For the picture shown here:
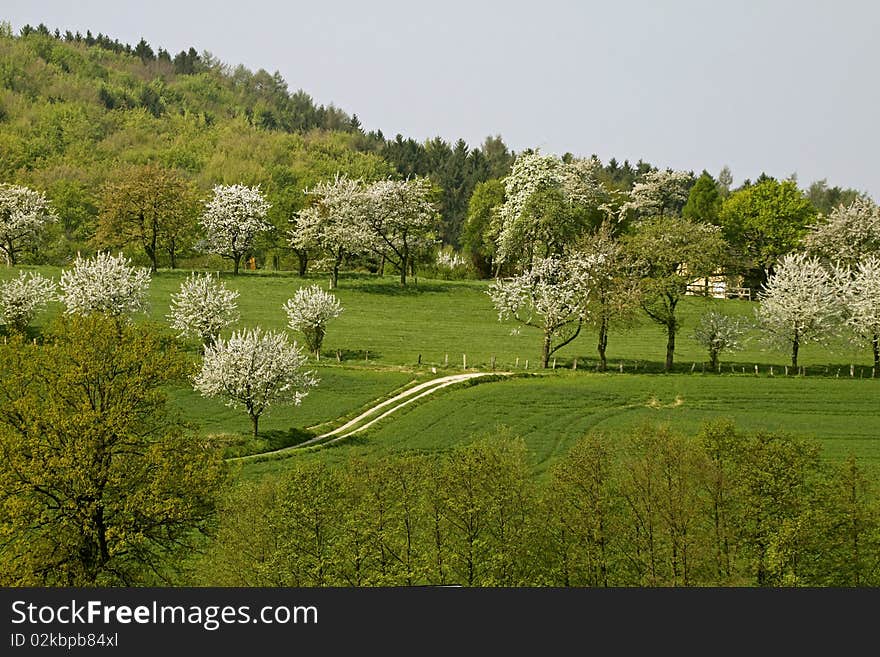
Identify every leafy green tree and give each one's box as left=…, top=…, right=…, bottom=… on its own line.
left=623, top=216, right=727, bottom=371
left=546, top=433, right=619, bottom=586
left=0, top=315, right=224, bottom=586
left=96, top=164, right=199, bottom=271
left=719, top=178, right=817, bottom=288
left=461, top=178, right=504, bottom=277
left=682, top=171, right=722, bottom=225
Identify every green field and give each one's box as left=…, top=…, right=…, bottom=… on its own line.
left=4, top=265, right=879, bottom=476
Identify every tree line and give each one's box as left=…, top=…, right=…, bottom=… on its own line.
left=197, top=426, right=880, bottom=587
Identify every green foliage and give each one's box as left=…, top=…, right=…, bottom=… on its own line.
left=719, top=178, right=818, bottom=287
left=197, top=423, right=880, bottom=586
left=682, top=170, right=722, bottom=225
left=0, top=315, right=225, bottom=585
left=461, top=178, right=504, bottom=277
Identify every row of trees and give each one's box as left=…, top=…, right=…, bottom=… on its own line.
left=481, top=152, right=880, bottom=371
left=198, top=426, right=880, bottom=587
left=0, top=252, right=342, bottom=439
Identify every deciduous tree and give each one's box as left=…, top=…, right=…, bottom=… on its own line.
left=755, top=252, right=842, bottom=369
left=0, top=315, right=224, bottom=585
left=193, top=326, right=318, bottom=438
left=0, top=183, right=58, bottom=265
left=200, top=184, right=273, bottom=275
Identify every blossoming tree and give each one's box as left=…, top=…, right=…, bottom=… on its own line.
left=0, top=271, right=56, bottom=333
left=167, top=272, right=240, bottom=347
left=193, top=327, right=318, bottom=438
left=839, top=256, right=880, bottom=368
left=755, top=252, right=843, bottom=368
left=283, top=285, right=343, bottom=356
left=290, top=175, right=371, bottom=289
left=58, top=252, right=151, bottom=317
left=0, top=183, right=58, bottom=265
left=199, top=184, right=273, bottom=275
left=804, top=197, right=880, bottom=266
left=488, top=253, right=600, bottom=368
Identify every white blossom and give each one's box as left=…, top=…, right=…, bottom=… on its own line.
left=619, top=169, right=693, bottom=220
left=290, top=175, right=372, bottom=288
left=58, top=252, right=151, bottom=317
left=755, top=252, right=843, bottom=367
left=360, top=177, right=438, bottom=285
left=496, top=151, right=607, bottom=265
left=839, top=256, right=880, bottom=366
left=691, top=310, right=747, bottom=370
left=0, top=271, right=56, bottom=333
left=193, top=326, right=318, bottom=437
left=803, top=197, right=880, bottom=265
left=0, top=184, right=58, bottom=265
left=487, top=253, right=601, bottom=367
left=167, top=272, right=240, bottom=346
left=283, top=285, right=343, bottom=354
left=199, top=184, right=273, bottom=274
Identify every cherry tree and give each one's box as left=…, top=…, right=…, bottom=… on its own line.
left=804, top=197, right=880, bottom=266
left=839, top=256, right=880, bottom=368
left=691, top=310, right=747, bottom=371
left=620, top=169, right=693, bottom=220
left=167, top=272, right=240, bottom=348
left=755, top=252, right=843, bottom=369
left=290, top=175, right=371, bottom=289
left=361, top=178, right=438, bottom=286
left=0, top=271, right=56, bottom=333
left=487, top=253, right=600, bottom=368
left=193, top=327, right=318, bottom=438
left=577, top=222, right=641, bottom=371
left=199, top=184, right=273, bottom=275
left=496, top=151, right=606, bottom=267
left=58, top=252, right=151, bottom=317
left=0, top=183, right=58, bottom=265
left=283, top=285, right=343, bottom=356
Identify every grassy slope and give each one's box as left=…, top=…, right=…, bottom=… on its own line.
left=4, top=266, right=878, bottom=474
left=239, top=371, right=880, bottom=479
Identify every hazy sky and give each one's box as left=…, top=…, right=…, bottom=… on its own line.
left=6, top=1, right=880, bottom=197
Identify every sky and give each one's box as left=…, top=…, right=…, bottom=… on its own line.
left=5, top=0, right=880, bottom=197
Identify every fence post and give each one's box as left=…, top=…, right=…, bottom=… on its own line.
left=850, top=364, right=855, bottom=378
left=769, top=366, right=774, bottom=377
left=462, top=353, right=467, bottom=369
left=491, top=355, right=496, bottom=371
left=445, top=353, right=448, bottom=367
left=525, top=359, right=529, bottom=370
left=572, top=358, right=578, bottom=371
left=552, top=358, right=556, bottom=369
left=515, top=357, right=519, bottom=368
left=365, top=350, right=369, bottom=362
left=619, top=362, right=624, bottom=373
left=336, top=350, right=342, bottom=362
left=755, top=364, right=758, bottom=376
left=418, top=354, right=421, bottom=365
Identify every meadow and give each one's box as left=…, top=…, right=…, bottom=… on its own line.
left=4, top=265, right=879, bottom=477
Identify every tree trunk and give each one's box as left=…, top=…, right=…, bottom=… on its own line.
left=168, top=240, right=177, bottom=269
left=791, top=331, right=799, bottom=369
left=665, top=321, right=676, bottom=372
left=873, top=332, right=879, bottom=370
left=250, top=412, right=259, bottom=439
left=400, top=255, right=407, bottom=286
left=597, top=316, right=609, bottom=372
left=331, top=258, right=340, bottom=289
left=709, top=349, right=718, bottom=372
left=233, top=254, right=241, bottom=276
left=541, top=330, right=552, bottom=369
left=296, top=249, right=308, bottom=276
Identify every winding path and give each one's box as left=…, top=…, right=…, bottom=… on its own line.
left=231, top=371, right=509, bottom=461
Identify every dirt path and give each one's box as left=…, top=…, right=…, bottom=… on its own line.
left=230, top=371, right=508, bottom=461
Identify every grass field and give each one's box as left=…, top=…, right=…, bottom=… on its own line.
left=4, top=265, right=879, bottom=476
left=238, top=370, right=880, bottom=479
